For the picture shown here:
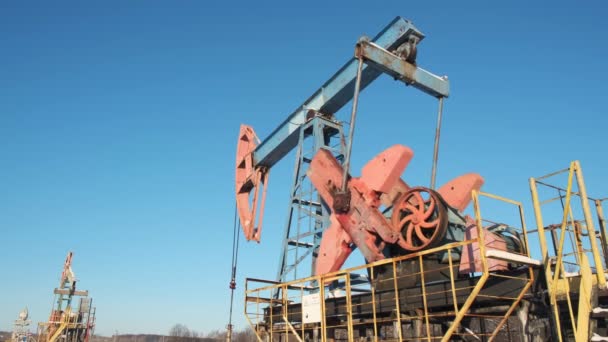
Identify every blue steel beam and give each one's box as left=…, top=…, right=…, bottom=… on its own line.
left=253, top=16, right=433, bottom=168
left=357, top=40, right=450, bottom=98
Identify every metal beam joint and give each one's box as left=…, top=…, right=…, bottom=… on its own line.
left=252, top=17, right=430, bottom=168
left=356, top=39, right=450, bottom=98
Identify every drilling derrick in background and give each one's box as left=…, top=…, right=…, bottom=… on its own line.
left=37, top=252, right=96, bottom=342
left=11, top=308, right=32, bottom=342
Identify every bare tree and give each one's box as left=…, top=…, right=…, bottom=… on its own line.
left=169, top=324, right=191, bottom=342
left=204, top=330, right=226, bottom=341
left=232, top=327, right=256, bottom=342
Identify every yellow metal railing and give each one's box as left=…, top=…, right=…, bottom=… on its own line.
left=529, top=160, right=607, bottom=342
left=37, top=307, right=89, bottom=342
left=245, top=191, right=534, bottom=341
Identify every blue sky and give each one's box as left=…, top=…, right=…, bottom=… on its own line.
left=1, top=0, right=607, bottom=337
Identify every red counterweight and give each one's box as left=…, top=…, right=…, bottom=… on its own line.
left=307, top=144, right=485, bottom=276
left=308, top=145, right=413, bottom=275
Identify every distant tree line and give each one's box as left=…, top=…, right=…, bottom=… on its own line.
left=85, top=324, right=255, bottom=342
left=168, top=324, right=256, bottom=342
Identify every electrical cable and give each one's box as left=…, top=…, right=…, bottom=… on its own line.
left=227, top=204, right=241, bottom=340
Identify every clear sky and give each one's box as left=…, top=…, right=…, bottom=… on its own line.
left=1, top=0, right=607, bottom=337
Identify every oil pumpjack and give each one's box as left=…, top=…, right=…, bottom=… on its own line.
left=233, top=16, right=608, bottom=341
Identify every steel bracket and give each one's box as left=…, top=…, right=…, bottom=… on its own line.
left=356, top=39, right=450, bottom=98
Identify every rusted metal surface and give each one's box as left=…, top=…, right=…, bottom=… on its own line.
left=430, top=97, right=444, bottom=190
left=355, top=39, right=449, bottom=98
left=268, top=268, right=535, bottom=322
left=359, top=143, right=414, bottom=194
left=246, top=188, right=539, bottom=341
left=529, top=161, right=608, bottom=341
left=316, top=216, right=353, bottom=276
left=391, top=187, right=448, bottom=252
left=235, top=124, right=268, bottom=241
left=307, top=144, right=491, bottom=276
left=436, top=173, right=484, bottom=212
left=308, top=146, right=407, bottom=274
left=459, top=216, right=510, bottom=274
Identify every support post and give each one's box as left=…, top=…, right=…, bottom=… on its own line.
left=574, top=160, right=607, bottom=287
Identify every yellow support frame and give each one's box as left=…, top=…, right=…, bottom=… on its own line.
left=595, top=199, right=608, bottom=263
left=245, top=190, right=535, bottom=342
left=529, top=160, right=606, bottom=342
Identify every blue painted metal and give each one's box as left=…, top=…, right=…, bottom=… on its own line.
left=253, top=17, right=431, bottom=168
left=275, top=116, right=345, bottom=284
left=357, top=40, right=450, bottom=98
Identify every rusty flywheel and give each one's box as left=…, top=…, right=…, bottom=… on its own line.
left=391, top=187, right=448, bottom=252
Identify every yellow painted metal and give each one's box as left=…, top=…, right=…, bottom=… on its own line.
left=245, top=189, right=536, bottom=341
left=518, top=206, right=531, bottom=258
left=345, top=274, right=354, bottom=342
left=563, top=270, right=578, bottom=338
left=418, top=255, right=432, bottom=341
left=47, top=308, right=71, bottom=342
left=391, top=259, right=403, bottom=342
left=447, top=249, right=459, bottom=314
left=537, top=167, right=570, bottom=180
left=489, top=278, right=535, bottom=340
left=574, top=160, right=607, bottom=287
left=48, top=322, right=67, bottom=342
left=550, top=163, right=577, bottom=335
left=488, top=272, right=533, bottom=341
left=282, top=285, right=303, bottom=342
left=269, top=288, right=273, bottom=342
left=530, top=171, right=564, bottom=341
left=247, top=239, right=475, bottom=296
left=478, top=191, right=521, bottom=206
left=548, top=163, right=578, bottom=338
left=370, top=266, right=378, bottom=341
left=529, top=178, right=550, bottom=268
left=300, top=286, right=304, bottom=340
left=528, top=160, right=607, bottom=342
left=550, top=162, right=574, bottom=299
left=441, top=190, right=490, bottom=342
left=319, top=278, right=326, bottom=342
left=473, top=190, right=489, bottom=277
left=554, top=271, right=605, bottom=296
left=282, top=286, right=287, bottom=341
left=569, top=208, right=582, bottom=265
left=488, top=199, right=535, bottom=341
left=576, top=253, right=592, bottom=342
left=259, top=292, right=267, bottom=341
left=595, top=199, right=608, bottom=264
left=39, top=306, right=95, bottom=342
left=573, top=219, right=584, bottom=266
left=243, top=281, right=263, bottom=342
